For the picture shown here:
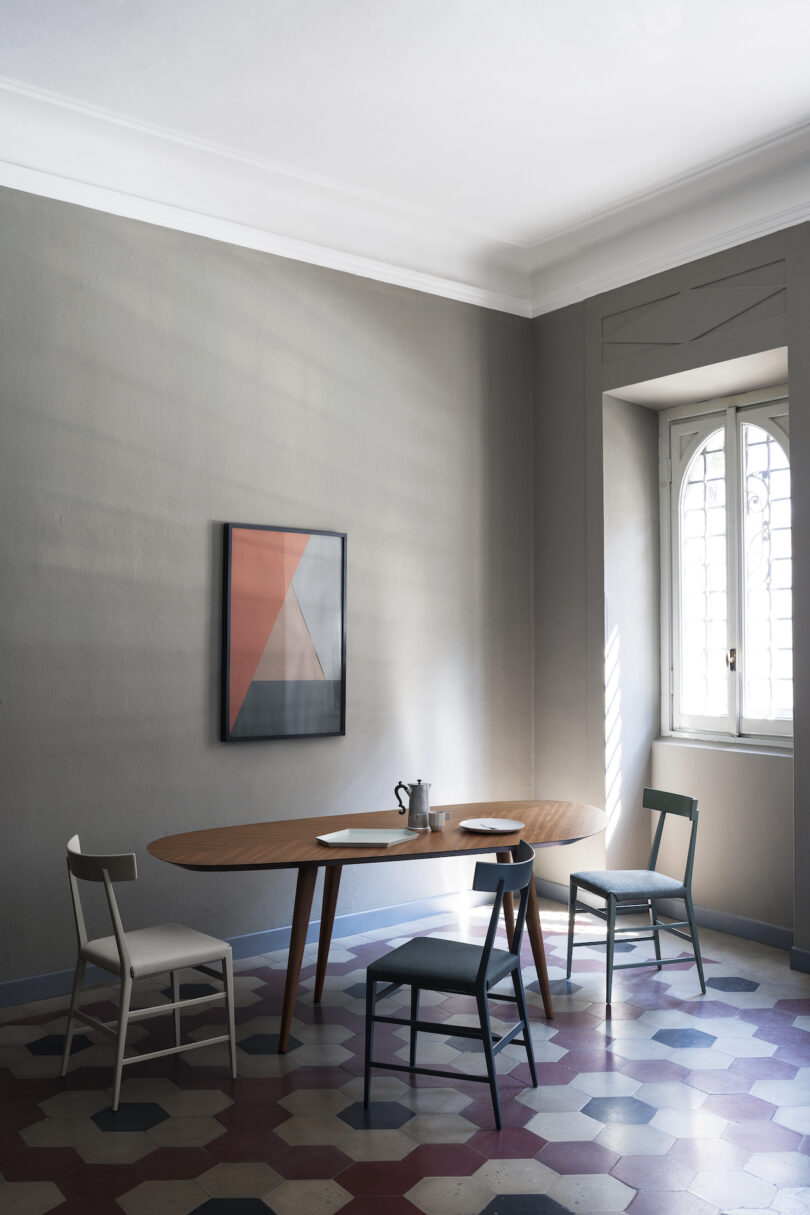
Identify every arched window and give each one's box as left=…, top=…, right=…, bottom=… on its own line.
left=663, top=393, right=791, bottom=740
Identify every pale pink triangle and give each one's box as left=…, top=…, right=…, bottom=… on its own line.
left=253, top=586, right=326, bottom=682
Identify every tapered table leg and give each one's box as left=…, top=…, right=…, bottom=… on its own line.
left=527, top=877, right=554, bottom=1019
left=314, top=864, right=342, bottom=1003
left=496, top=851, right=516, bottom=946
left=279, top=863, right=318, bottom=1052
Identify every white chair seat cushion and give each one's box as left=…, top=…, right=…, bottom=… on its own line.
left=572, top=869, right=687, bottom=901
left=81, top=923, right=230, bottom=978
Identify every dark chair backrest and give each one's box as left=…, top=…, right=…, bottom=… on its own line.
left=643, top=788, right=699, bottom=889
left=472, top=840, right=536, bottom=984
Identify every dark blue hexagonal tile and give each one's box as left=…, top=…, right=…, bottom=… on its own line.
left=191, top=1201, right=276, bottom=1214
left=481, top=1196, right=574, bottom=1215
left=589, top=942, right=638, bottom=954
left=339, top=1100, right=412, bottom=1129
left=92, top=1102, right=170, bottom=1132
left=445, top=1034, right=485, bottom=1053
left=27, top=1033, right=92, bottom=1057
left=581, top=1095, right=657, bottom=1125
left=527, top=978, right=581, bottom=995
left=652, top=1027, right=716, bottom=1049
left=240, top=1032, right=302, bottom=1054
left=707, top=976, right=760, bottom=992
left=344, top=982, right=368, bottom=1000
left=161, top=983, right=218, bottom=1001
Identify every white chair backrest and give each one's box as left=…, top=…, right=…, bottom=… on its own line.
left=66, top=835, right=137, bottom=968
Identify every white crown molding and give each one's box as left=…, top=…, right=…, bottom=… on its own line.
left=0, top=76, right=808, bottom=320
left=0, top=161, right=533, bottom=317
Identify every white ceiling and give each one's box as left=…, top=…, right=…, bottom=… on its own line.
left=1, top=0, right=809, bottom=314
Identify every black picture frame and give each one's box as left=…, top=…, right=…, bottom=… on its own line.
left=221, top=523, right=347, bottom=742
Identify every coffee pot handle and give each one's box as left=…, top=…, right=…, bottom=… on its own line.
left=394, top=781, right=409, bottom=814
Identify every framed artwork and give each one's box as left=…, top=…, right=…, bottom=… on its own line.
left=221, top=524, right=346, bottom=741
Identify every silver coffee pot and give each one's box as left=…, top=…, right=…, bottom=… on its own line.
left=395, top=779, right=431, bottom=831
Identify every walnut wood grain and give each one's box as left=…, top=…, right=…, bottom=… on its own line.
left=148, top=801, right=605, bottom=870
left=148, top=800, right=605, bottom=1049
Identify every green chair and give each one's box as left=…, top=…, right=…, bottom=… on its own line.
left=566, top=788, right=705, bottom=1003
left=364, top=840, right=537, bottom=1130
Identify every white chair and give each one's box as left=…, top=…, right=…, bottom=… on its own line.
left=61, top=835, right=237, bottom=1110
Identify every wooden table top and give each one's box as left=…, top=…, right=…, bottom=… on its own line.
left=148, top=800, right=606, bottom=871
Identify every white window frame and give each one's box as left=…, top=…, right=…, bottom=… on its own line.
left=660, top=384, right=792, bottom=745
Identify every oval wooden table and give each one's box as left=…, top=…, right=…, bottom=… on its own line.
left=149, top=800, right=606, bottom=1052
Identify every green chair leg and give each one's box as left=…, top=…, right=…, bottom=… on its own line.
left=606, top=895, right=617, bottom=1005
left=684, top=893, right=706, bottom=993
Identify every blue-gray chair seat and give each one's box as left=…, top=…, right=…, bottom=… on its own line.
left=572, top=870, right=687, bottom=901
left=368, top=937, right=518, bottom=994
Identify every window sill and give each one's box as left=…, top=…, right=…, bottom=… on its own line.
left=655, top=734, right=793, bottom=759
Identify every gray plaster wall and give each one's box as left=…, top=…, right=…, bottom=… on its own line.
left=532, top=225, right=810, bottom=956
left=0, top=187, right=534, bottom=985
left=603, top=395, right=659, bottom=871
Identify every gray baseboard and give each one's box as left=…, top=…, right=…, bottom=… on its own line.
left=790, top=946, right=810, bottom=973
left=535, top=878, right=794, bottom=952
left=0, top=888, right=487, bottom=1009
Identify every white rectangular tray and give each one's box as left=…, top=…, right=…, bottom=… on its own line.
left=316, top=828, right=419, bottom=848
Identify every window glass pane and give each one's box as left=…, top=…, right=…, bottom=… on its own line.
left=679, top=429, right=727, bottom=716
left=742, top=423, right=793, bottom=720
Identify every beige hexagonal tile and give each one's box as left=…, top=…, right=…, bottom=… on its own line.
left=524, top=1111, right=601, bottom=1142
left=279, top=1088, right=351, bottom=1116
left=147, top=1115, right=226, bottom=1148
left=549, top=1172, right=636, bottom=1212
left=0, top=1180, right=65, bottom=1215
left=399, top=1086, right=472, bottom=1115
left=406, top=1176, right=492, bottom=1215
left=226, top=1051, right=300, bottom=1079
left=295, top=1021, right=354, bottom=1045
left=21, top=1116, right=101, bottom=1150
left=286, top=1043, right=353, bottom=1068
left=38, top=1089, right=110, bottom=1119
left=275, top=1115, right=350, bottom=1146
left=473, top=1157, right=556, bottom=1194
left=340, top=1074, right=411, bottom=1103
left=197, top=1161, right=282, bottom=1197
left=117, top=1179, right=207, bottom=1215
left=264, top=1178, right=350, bottom=1215
left=400, top=1112, right=477, bottom=1144
left=75, top=1132, right=157, bottom=1165
left=337, top=1128, right=416, bottom=1160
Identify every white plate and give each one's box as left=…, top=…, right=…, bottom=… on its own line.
left=316, top=828, right=420, bottom=848
left=459, top=818, right=525, bottom=833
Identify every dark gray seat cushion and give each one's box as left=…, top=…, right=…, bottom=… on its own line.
left=572, top=869, right=687, bottom=901
left=368, top=937, right=518, bottom=993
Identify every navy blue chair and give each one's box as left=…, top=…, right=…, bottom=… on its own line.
left=566, top=788, right=705, bottom=1003
left=364, top=840, right=537, bottom=1129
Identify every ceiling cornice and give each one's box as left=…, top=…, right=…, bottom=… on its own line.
left=1, top=77, right=808, bottom=319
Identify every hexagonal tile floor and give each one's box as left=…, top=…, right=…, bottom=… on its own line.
left=1, top=901, right=809, bottom=1213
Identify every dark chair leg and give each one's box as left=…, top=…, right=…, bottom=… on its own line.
left=363, top=978, right=377, bottom=1108
left=512, top=966, right=537, bottom=1087
left=409, top=987, right=420, bottom=1069
left=61, top=958, right=85, bottom=1077
left=606, top=895, right=617, bottom=1005
left=477, top=991, right=502, bottom=1130
left=650, top=899, right=663, bottom=970
left=566, top=879, right=577, bottom=978
left=684, top=893, right=706, bottom=993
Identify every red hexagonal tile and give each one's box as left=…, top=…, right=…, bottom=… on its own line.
left=703, top=1092, right=776, bottom=1120
left=465, top=1126, right=545, bottom=1158
left=272, top=1145, right=352, bottom=1179
left=206, top=1126, right=286, bottom=1163
left=339, top=1160, right=422, bottom=1196
left=137, top=1147, right=216, bottom=1179
left=621, top=1059, right=689, bottom=1083
left=0, top=1145, right=83, bottom=1181
left=722, top=1119, right=801, bottom=1153
left=611, top=1154, right=695, bottom=1190
left=667, top=1137, right=749, bottom=1171
left=57, top=1162, right=142, bottom=1203
left=539, top=1140, right=619, bottom=1174
left=403, top=1143, right=484, bottom=1176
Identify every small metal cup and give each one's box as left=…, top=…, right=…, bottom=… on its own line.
left=428, top=810, right=449, bottom=832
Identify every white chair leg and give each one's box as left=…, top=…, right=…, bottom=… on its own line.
left=61, top=957, right=86, bottom=1078
left=112, top=972, right=132, bottom=1112
left=224, top=954, right=237, bottom=1079
left=171, top=970, right=181, bottom=1047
